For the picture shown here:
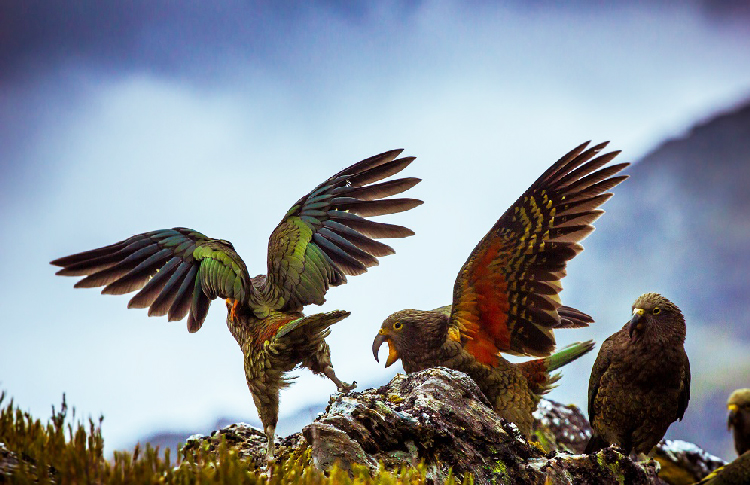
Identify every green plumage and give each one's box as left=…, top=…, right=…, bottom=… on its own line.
left=545, top=340, right=595, bottom=373
left=51, top=149, right=422, bottom=461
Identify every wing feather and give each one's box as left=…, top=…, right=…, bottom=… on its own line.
left=52, top=228, right=253, bottom=332
left=259, top=149, right=421, bottom=313
left=449, top=141, right=628, bottom=363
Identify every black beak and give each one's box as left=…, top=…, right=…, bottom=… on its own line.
left=628, top=310, right=644, bottom=340
left=372, top=333, right=386, bottom=363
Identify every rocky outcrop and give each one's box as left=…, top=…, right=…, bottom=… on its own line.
left=185, top=368, right=727, bottom=483
left=652, top=440, right=727, bottom=485
left=0, top=442, right=22, bottom=478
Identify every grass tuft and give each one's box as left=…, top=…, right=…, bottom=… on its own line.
left=0, top=390, right=470, bottom=484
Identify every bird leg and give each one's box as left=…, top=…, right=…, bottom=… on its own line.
left=248, top=379, right=280, bottom=464
left=264, top=423, right=276, bottom=464
left=304, top=343, right=357, bottom=392
left=323, top=365, right=357, bottom=392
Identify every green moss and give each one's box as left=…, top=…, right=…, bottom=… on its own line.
left=595, top=451, right=625, bottom=485
left=528, top=435, right=551, bottom=455
left=0, top=390, right=471, bottom=484
left=491, top=459, right=509, bottom=484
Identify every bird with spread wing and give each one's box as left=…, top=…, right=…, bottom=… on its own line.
left=372, top=141, right=628, bottom=437
left=52, top=149, right=422, bottom=461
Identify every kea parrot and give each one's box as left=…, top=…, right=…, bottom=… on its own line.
left=727, top=388, right=750, bottom=456
left=586, top=292, right=691, bottom=455
left=372, top=141, right=628, bottom=437
left=51, top=149, right=422, bottom=461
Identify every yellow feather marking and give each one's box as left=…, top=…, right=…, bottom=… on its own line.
left=448, top=327, right=462, bottom=342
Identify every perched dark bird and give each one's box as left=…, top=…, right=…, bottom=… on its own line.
left=727, top=388, right=750, bottom=456
left=51, top=149, right=422, bottom=461
left=372, top=141, right=628, bottom=437
left=586, top=293, right=691, bottom=455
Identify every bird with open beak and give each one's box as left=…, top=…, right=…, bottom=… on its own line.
left=372, top=141, right=630, bottom=437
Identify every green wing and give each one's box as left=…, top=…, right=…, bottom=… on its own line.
left=259, top=149, right=422, bottom=314
left=51, top=227, right=252, bottom=332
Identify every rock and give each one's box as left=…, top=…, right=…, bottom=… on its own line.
left=695, top=451, right=750, bottom=485
left=181, top=422, right=307, bottom=469
left=0, top=442, right=22, bottom=477
left=0, top=440, right=53, bottom=483
left=653, top=440, right=727, bottom=485
left=532, top=398, right=594, bottom=454
left=188, top=368, right=702, bottom=483
left=531, top=400, right=727, bottom=484
left=303, top=422, right=378, bottom=473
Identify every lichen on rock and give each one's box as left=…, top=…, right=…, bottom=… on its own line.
left=187, top=367, right=720, bottom=484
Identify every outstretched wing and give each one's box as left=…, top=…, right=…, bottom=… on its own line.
left=257, top=149, right=422, bottom=314
left=449, top=141, right=628, bottom=365
left=51, top=227, right=252, bottom=333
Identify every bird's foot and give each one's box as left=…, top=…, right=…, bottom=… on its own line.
left=338, top=380, right=357, bottom=393
left=264, top=425, right=276, bottom=465
left=322, top=365, right=356, bottom=393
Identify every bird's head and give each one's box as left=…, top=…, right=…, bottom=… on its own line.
left=372, top=309, right=447, bottom=368
left=627, top=292, right=685, bottom=343
left=727, top=388, right=750, bottom=432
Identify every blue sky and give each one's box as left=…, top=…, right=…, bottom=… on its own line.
left=1, top=1, right=749, bottom=457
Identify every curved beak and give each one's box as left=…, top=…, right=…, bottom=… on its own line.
left=628, top=309, right=645, bottom=341
left=728, top=403, right=738, bottom=430
left=372, top=329, right=399, bottom=368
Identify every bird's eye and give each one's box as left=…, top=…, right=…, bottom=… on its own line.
left=652, top=308, right=661, bottom=315
left=393, top=322, right=403, bottom=330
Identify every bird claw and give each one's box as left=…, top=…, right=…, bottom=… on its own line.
left=339, top=380, right=357, bottom=393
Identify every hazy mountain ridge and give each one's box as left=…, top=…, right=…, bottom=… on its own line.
left=578, top=99, right=750, bottom=460
left=591, top=99, right=750, bottom=335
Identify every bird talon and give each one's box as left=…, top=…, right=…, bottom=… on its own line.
left=339, top=380, right=357, bottom=393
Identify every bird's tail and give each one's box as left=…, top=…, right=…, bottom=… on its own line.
left=273, top=310, right=351, bottom=344
left=518, top=340, right=595, bottom=397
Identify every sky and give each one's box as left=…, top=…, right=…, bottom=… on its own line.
left=1, top=0, right=749, bottom=457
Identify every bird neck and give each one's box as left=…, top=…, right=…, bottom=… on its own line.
left=402, top=339, right=466, bottom=374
